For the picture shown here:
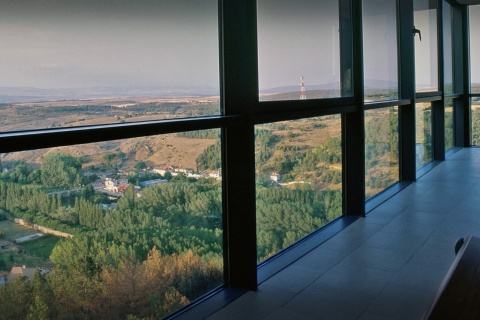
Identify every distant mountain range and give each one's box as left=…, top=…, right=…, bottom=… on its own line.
left=260, top=79, right=398, bottom=95
left=260, top=82, right=341, bottom=95
left=0, top=86, right=219, bottom=103
left=363, top=79, right=398, bottom=89
left=0, top=80, right=399, bottom=104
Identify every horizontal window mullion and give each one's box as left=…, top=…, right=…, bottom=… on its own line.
left=444, top=93, right=463, bottom=99
left=257, top=97, right=358, bottom=113
left=416, top=91, right=443, bottom=99
left=0, top=115, right=245, bottom=153
left=254, top=105, right=358, bottom=125
left=416, top=95, right=443, bottom=103
left=364, top=99, right=411, bottom=110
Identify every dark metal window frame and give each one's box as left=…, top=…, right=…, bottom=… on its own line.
left=0, top=0, right=472, bottom=319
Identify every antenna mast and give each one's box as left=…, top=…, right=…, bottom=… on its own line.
left=300, top=75, right=306, bottom=100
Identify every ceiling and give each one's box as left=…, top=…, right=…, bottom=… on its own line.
left=456, top=0, right=480, bottom=5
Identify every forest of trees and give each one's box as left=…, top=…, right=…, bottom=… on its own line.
left=254, top=120, right=343, bottom=260
left=0, top=112, right=406, bottom=318
left=471, top=100, right=480, bottom=146
left=256, top=188, right=342, bottom=259
left=365, top=108, right=399, bottom=199
left=445, top=104, right=455, bottom=151
left=0, top=147, right=226, bottom=319
left=196, top=141, right=221, bottom=171
left=0, top=124, right=347, bottom=317
left=416, top=105, right=433, bottom=169
left=0, top=176, right=224, bottom=318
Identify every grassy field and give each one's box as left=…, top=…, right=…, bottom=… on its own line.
left=0, top=220, right=59, bottom=271
left=22, top=235, right=60, bottom=259
left=0, top=220, right=38, bottom=241
left=0, top=249, right=54, bottom=271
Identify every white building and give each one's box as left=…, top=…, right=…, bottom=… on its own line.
left=105, top=178, right=128, bottom=191
left=209, top=171, right=222, bottom=180
left=152, top=167, right=169, bottom=175
left=270, top=173, right=281, bottom=182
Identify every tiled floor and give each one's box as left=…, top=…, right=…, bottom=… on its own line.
left=205, top=148, right=480, bottom=320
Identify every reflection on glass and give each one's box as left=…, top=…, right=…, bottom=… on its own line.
left=363, top=0, right=398, bottom=102
left=416, top=103, right=433, bottom=169
left=471, top=97, right=480, bottom=145
left=257, top=0, right=350, bottom=101
left=444, top=1, right=453, bottom=95
left=470, top=5, right=480, bottom=93
left=365, top=107, right=399, bottom=199
left=445, top=98, right=454, bottom=151
left=0, top=130, right=223, bottom=318
left=414, top=0, right=438, bottom=92
left=255, top=116, right=342, bottom=262
left=0, top=0, right=220, bottom=133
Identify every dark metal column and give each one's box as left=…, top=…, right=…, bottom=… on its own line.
left=433, top=100, right=446, bottom=159
left=452, top=4, right=465, bottom=147
left=399, top=0, right=416, bottom=181
left=434, top=0, right=446, bottom=160
left=461, top=5, right=471, bottom=147
left=220, top=0, right=258, bottom=290
left=342, top=0, right=365, bottom=216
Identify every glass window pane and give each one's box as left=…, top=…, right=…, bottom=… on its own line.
left=365, top=107, right=399, bottom=199
left=416, top=103, right=433, bottom=169
left=258, top=0, right=351, bottom=101
left=470, top=5, right=480, bottom=93
left=443, top=1, right=453, bottom=95
left=255, top=116, right=342, bottom=262
left=445, top=98, right=454, bottom=151
left=363, top=0, right=398, bottom=102
left=472, top=97, right=480, bottom=145
left=0, top=0, right=220, bottom=133
left=414, top=0, right=438, bottom=92
left=0, top=130, right=223, bottom=318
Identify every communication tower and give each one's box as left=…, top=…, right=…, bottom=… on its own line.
left=300, top=75, right=307, bottom=100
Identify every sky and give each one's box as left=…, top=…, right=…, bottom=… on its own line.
left=470, top=5, right=480, bottom=84
left=362, top=0, right=398, bottom=89
left=414, top=8, right=438, bottom=90
left=257, top=0, right=397, bottom=91
left=1, top=0, right=479, bottom=92
left=444, top=2, right=453, bottom=87
left=257, top=0, right=341, bottom=90
left=0, top=0, right=219, bottom=90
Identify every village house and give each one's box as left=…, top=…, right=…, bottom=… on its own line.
left=151, top=167, right=169, bottom=176
left=187, top=173, right=204, bottom=179
left=209, top=171, right=222, bottom=181
left=104, top=178, right=128, bottom=191
left=114, top=183, right=131, bottom=194
left=270, top=173, right=281, bottom=182
left=174, top=167, right=193, bottom=175
left=8, top=265, right=37, bottom=282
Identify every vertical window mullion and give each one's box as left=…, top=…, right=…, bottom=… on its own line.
left=399, top=0, right=416, bottom=181
left=343, top=0, right=365, bottom=215
left=221, top=0, right=258, bottom=290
